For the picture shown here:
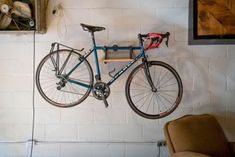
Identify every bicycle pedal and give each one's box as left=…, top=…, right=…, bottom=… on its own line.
left=103, top=98, right=109, bottom=108
left=100, top=94, right=109, bottom=108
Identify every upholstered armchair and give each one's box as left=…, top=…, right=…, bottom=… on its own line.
left=164, top=114, right=235, bottom=157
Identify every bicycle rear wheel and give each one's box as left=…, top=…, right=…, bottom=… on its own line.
left=125, top=61, right=183, bottom=119
left=36, top=49, right=94, bottom=107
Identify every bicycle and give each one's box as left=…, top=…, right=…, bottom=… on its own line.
left=36, top=23, right=183, bottom=119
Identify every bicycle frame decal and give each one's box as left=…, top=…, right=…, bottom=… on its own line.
left=95, top=46, right=142, bottom=85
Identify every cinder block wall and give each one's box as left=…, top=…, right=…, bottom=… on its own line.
left=0, top=0, right=234, bottom=156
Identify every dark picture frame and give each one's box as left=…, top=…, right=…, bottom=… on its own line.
left=188, top=0, right=235, bottom=45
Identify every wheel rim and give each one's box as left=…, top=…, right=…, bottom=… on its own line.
left=126, top=61, right=182, bottom=119
left=36, top=50, right=93, bottom=107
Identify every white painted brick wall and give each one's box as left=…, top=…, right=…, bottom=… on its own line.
left=45, top=125, right=78, bottom=141
left=0, top=0, right=235, bottom=156
left=33, top=143, right=60, bottom=157
left=78, top=125, right=110, bottom=141
left=126, top=144, right=157, bottom=157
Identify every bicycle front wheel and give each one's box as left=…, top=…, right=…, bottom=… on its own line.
left=36, top=49, right=94, bottom=107
left=125, top=61, right=183, bottom=119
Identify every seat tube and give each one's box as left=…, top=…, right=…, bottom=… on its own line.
left=91, top=32, right=101, bottom=80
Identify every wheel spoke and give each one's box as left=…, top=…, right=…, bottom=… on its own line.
left=131, top=90, right=150, bottom=97
left=159, top=82, right=177, bottom=89
left=156, top=68, right=162, bottom=88
left=156, top=93, right=168, bottom=111
left=157, top=77, right=175, bottom=89
left=136, top=92, right=152, bottom=109
left=158, top=93, right=174, bottom=107
left=133, top=92, right=151, bottom=106
left=131, top=81, right=151, bottom=89
left=146, top=93, right=154, bottom=114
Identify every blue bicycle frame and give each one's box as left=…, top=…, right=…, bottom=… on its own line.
left=53, top=33, right=147, bottom=89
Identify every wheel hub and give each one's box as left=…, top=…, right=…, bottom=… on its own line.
left=56, top=77, right=67, bottom=90
left=152, top=88, right=157, bottom=93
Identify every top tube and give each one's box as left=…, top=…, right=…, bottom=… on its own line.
left=95, top=46, right=141, bottom=51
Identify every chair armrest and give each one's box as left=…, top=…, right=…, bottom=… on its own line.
left=229, top=142, right=235, bottom=155
left=173, top=151, right=211, bottom=157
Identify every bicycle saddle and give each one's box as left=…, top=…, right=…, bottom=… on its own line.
left=80, top=23, right=105, bottom=32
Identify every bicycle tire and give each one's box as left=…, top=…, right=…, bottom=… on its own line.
left=125, top=61, right=183, bottom=119
left=36, top=49, right=94, bottom=107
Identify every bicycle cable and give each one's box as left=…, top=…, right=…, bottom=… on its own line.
left=30, top=1, right=50, bottom=155
left=29, top=30, right=36, bottom=157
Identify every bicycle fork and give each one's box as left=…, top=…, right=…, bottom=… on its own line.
left=143, top=59, right=157, bottom=92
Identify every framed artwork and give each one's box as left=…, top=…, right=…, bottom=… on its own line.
left=189, top=0, right=235, bottom=45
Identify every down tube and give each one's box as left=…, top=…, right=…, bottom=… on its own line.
left=107, top=53, right=143, bottom=86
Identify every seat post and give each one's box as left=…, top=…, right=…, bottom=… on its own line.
left=91, top=32, right=97, bottom=47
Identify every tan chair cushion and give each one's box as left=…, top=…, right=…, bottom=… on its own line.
left=165, top=114, right=231, bottom=157
left=173, top=151, right=211, bottom=157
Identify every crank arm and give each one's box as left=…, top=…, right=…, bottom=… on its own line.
left=100, top=93, right=109, bottom=108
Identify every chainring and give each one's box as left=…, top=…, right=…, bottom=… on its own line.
left=92, top=82, right=110, bottom=100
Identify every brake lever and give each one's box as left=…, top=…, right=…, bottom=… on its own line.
left=166, top=38, right=169, bottom=47
left=165, top=32, right=170, bottom=47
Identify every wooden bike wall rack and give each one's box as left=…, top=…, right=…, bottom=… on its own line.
left=100, top=45, right=135, bottom=63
